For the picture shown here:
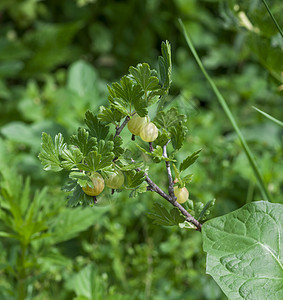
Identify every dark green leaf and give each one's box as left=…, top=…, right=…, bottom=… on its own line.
left=180, top=149, right=202, bottom=172
left=147, top=203, right=185, bottom=226
left=38, top=132, right=65, bottom=172
left=84, top=110, right=109, bottom=141
left=202, top=201, right=283, bottom=300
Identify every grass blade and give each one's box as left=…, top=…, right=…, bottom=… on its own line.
left=253, top=106, right=283, bottom=127
left=178, top=19, right=272, bottom=202
left=261, top=0, right=283, bottom=38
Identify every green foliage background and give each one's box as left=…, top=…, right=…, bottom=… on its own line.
left=0, top=0, right=282, bottom=299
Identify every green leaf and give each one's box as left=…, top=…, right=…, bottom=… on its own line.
left=169, top=122, right=188, bottom=151
left=129, top=182, right=148, bottom=198
left=133, top=97, right=148, bottom=117
left=154, top=107, right=186, bottom=131
left=110, top=76, right=143, bottom=107
left=125, top=170, right=145, bottom=188
left=60, top=146, right=83, bottom=170
left=67, top=60, right=98, bottom=99
left=112, top=136, right=124, bottom=158
left=197, top=198, right=215, bottom=221
left=50, top=206, right=108, bottom=244
left=84, top=110, right=109, bottom=141
left=147, top=203, right=185, bottom=226
left=158, top=40, right=172, bottom=90
left=202, top=201, right=283, bottom=300
left=180, top=149, right=202, bottom=172
left=70, top=128, right=97, bottom=157
left=129, top=63, right=160, bottom=92
left=38, top=132, right=65, bottom=172
left=98, top=106, right=123, bottom=124
left=136, top=144, right=175, bottom=162
left=69, top=172, right=91, bottom=188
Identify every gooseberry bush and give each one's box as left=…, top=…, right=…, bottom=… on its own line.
left=39, top=42, right=283, bottom=299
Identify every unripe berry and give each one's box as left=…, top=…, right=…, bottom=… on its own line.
left=82, top=172, right=105, bottom=196
left=140, top=122, right=158, bottom=142
left=105, top=169, right=124, bottom=189
left=174, top=186, right=189, bottom=204
left=127, top=114, right=149, bottom=136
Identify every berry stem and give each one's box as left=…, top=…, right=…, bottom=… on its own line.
left=114, top=116, right=130, bottom=138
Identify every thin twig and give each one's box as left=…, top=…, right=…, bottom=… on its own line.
left=114, top=116, right=130, bottom=138
left=162, top=141, right=175, bottom=198
left=137, top=167, right=202, bottom=231
left=149, top=142, right=153, bottom=152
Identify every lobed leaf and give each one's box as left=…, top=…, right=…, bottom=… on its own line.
left=125, top=170, right=146, bottom=188
left=154, top=107, right=186, bottom=131
left=38, top=132, right=65, bottom=172
left=147, top=203, right=185, bottom=226
left=98, top=106, right=123, bottom=124
left=129, top=63, right=160, bottom=92
left=70, top=127, right=97, bottom=157
left=84, top=110, right=109, bottom=141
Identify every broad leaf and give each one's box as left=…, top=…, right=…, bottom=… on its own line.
left=38, top=133, right=65, bottom=172
left=147, top=203, right=185, bottom=226
left=202, top=201, right=283, bottom=300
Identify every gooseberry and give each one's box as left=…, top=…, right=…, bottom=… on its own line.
left=140, top=122, right=158, bottom=142
left=127, top=114, right=148, bottom=136
left=105, top=169, right=124, bottom=189
left=82, top=172, right=105, bottom=196
left=174, top=186, right=189, bottom=204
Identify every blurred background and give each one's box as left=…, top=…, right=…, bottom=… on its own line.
left=0, top=0, right=282, bottom=299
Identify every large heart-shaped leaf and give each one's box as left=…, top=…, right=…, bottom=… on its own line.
left=202, top=201, right=283, bottom=299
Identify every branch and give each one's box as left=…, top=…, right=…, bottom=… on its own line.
left=162, top=141, right=175, bottom=198
left=138, top=167, right=202, bottom=231
left=114, top=116, right=130, bottom=138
